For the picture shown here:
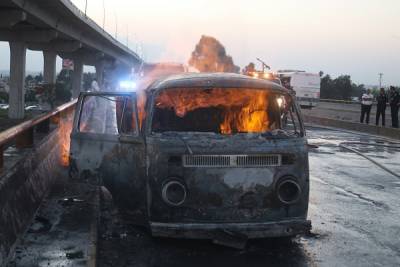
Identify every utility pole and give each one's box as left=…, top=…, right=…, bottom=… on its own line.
left=126, top=25, right=129, bottom=48
left=114, top=11, right=118, bottom=39
left=102, top=0, right=105, bottom=30
left=84, top=0, right=88, bottom=16
left=379, top=73, right=383, bottom=89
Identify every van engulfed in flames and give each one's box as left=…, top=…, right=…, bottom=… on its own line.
left=154, top=88, right=277, bottom=134
left=69, top=73, right=311, bottom=246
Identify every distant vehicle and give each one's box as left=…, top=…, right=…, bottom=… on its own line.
left=0, top=104, right=9, bottom=110
left=351, top=97, right=360, bottom=103
left=243, top=58, right=282, bottom=85
left=244, top=70, right=282, bottom=85
left=277, top=71, right=320, bottom=108
left=123, top=62, right=191, bottom=91
left=25, top=105, right=41, bottom=111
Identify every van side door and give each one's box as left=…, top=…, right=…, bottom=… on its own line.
left=69, top=92, right=146, bottom=217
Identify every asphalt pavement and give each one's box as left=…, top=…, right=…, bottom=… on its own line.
left=9, top=125, right=399, bottom=267
left=97, top=126, right=400, bottom=267
left=305, top=126, right=400, bottom=266
left=9, top=176, right=99, bottom=267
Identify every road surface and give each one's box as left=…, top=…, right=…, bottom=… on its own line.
left=97, top=126, right=400, bottom=267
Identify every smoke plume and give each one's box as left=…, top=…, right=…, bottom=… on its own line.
left=188, top=35, right=240, bottom=73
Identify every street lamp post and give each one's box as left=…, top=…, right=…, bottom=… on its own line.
left=114, top=11, right=118, bottom=39
left=102, top=0, right=106, bottom=30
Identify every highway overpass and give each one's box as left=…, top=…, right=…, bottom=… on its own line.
left=0, top=0, right=143, bottom=119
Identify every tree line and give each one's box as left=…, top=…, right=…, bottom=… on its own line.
left=320, top=72, right=399, bottom=100
left=0, top=70, right=97, bottom=105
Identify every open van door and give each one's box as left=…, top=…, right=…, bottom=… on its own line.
left=69, top=92, right=146, bottom=220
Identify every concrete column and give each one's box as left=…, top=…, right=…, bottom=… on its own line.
left=8, top=41, right=26, bottom=119
left=43, top=50, right=57, bottom=84
left=72, top=58, right=83, bottom=98
left=95, top=60, right=105, bottom=89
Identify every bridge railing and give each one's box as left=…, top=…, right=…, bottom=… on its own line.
left=319, top=99, right=386, bottom=107
left=0, top=100, right=77, bottom=169
left=319, top=99, right=360, bottom=104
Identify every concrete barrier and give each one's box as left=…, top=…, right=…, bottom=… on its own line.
left=302, top=101, right=393, bottom=126
left=0, top=129, right=61, bottom=266
left=303, top=114, right=400, bottom=140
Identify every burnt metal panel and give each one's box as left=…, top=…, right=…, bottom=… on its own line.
left=150, top=73, right=288, bottom=94
left=146, top=134, right=309, bottom=224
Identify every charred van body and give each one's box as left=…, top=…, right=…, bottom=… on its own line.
left=69, top=73, right=311, bottom=242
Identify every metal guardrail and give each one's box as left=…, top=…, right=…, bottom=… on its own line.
left=319, top=99, right=388, bottom=106
left=0, top=99, right=77, bottom=168
left=319, top=99, right=360, bottom=104
left=303, top=114, right=400, bottom=139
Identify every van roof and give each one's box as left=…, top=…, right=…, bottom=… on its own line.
left=148, top=72, right=288, bottom=93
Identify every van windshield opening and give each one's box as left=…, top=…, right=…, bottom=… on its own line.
left=152, top=87, right=301, bottom=135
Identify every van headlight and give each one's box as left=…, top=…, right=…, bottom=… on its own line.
left=162, top=180, right=187, bottom=206
left=276, top=177, right=301, bottom=205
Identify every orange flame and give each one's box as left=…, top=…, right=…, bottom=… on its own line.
left=135, top=63, right=187, bottom=130
left=137, top=90, right=147, bottom=129
left=155, top=88, right=271, bottom=134
left=58, top=110, right=74, bottom=167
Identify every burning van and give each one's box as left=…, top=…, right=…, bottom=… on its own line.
left=69, top=73, right=311, bottom=245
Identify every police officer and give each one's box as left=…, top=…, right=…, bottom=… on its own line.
left=360, top=89, right=374, bottom=124
left=389, top=86, right=400, bottom=128
left=376, top=88, right=388, bottom=126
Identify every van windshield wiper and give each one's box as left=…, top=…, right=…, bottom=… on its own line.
left=162, top=132, right=193, bottom=155
left=177, top=135, right=193, bottom=155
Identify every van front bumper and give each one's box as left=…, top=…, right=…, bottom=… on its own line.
left=150, top=219, right=311, bottom=239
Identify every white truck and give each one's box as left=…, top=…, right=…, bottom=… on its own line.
left=277, top=71, right=320, bottom=108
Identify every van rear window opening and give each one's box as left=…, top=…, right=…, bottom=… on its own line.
left=152, top=88, right=287, bottom=134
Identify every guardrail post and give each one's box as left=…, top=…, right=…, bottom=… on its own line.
left=16, top=128, right=34, bottom=148
left=0, top=145, right=3, bottom=169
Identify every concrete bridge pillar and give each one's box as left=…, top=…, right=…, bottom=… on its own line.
left=8, top=41, right=26, bottom=119
left=95, top=60, right=105, bottom=89
left=43, top=50, right=57, bottom=84
left=72, top=58, right=83, bottom=98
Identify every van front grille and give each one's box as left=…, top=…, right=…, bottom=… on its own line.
left=182, top=155, right=281, bottom=168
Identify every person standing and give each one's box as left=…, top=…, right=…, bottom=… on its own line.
left=91, top=78, right=100, bottom=92
left=389, top=86, right=400, bottom=128
left=376, top=88, right=388, bottom=126
left=360, top=89, right=374, bottom=124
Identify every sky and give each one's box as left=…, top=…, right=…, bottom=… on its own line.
left=0, top=0, right=399, bottom=85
